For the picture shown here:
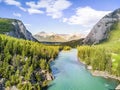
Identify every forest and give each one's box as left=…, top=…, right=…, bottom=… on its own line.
left=0, top=18, right=14, bottom=33
left=78, top=46, right=120, bottom=76
left=0, top=34, right=60, bottom=90
left=77, top=22, right=120, bottom=77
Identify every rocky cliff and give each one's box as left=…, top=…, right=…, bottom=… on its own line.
left=84, top=8, right=120, bottom=44
left=0, top=18, right=36, bottom=41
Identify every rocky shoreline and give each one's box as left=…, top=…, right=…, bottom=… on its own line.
left=91, top=70, right=120, bottom=81
left=78, top=59, right=120, bottom=90
left=87, top=66, right=120, bottom=90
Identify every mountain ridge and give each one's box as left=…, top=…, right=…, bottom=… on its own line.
left=34, top=31, right=85, bottom=42
left=0, top=18, right=36, bottom=41
left=61, top=8, right=120, bottom=47
left=84, top=8, right=120, bottom=44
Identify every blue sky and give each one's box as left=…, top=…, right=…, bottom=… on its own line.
left=0, top=0, right=120, bottom=35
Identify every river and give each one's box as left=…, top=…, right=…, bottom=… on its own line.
left=48, top=49, right=119, bottom=90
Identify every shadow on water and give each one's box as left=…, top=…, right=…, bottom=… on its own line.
left=50, top=61, right=55, bottom=66
left=51, top=67, right=60, bottom=76
left=43, top=82, right=56, bottom=90
left=48, top=83, right=56, bottom=88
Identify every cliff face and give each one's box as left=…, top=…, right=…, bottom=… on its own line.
left=0, top=18, right=36, bottom=41
left=84, top=8, right=120, bottom=44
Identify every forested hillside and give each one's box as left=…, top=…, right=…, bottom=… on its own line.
left=0, top=18, right=14, bottom=33
left=61, top=38, right=84, bottom=48
left=78, top=22, right=120, bottom=77
left=0, top=18, right=36, bottom=41
left=0, top=34, right=60, bottom=90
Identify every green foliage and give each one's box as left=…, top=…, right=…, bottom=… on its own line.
left=111, top=53, right=120, bottom=76
left=63, top=46, right=71, bottom=51
left=0, top=18, right=14, bottom=33
left=100, top=22, right=120, bottom=47
left=0, top=34, right=60, bottom=89
left=61, top=38, right=84, bottom=48
left=39, top=59, right=48, bottom=70
left=78, top=46, right=112, bottom=71
left=77, top=22, right=120, bottom=76
left=5, top=81, right=11, bottom=87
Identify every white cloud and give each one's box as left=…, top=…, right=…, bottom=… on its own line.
left=26, top=0, right=72, bottom=18
left=19, top=7, right=27, bottom=12
left=63, top=6, right=111, bottom=27
left=47, top=11, right=62, bottom=19
left=28, top=8, right=44, bottom=14
left=26, top=1, right=40, bottom=9
left=13, top=12, right=21, bottom=17
left=25, top=24, right=31, bottom=27
left=1, top=0, right=26, bottom=11
left=3, top=0, right=21, bottom=6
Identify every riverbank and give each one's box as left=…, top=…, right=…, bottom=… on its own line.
left=48, top=49, right=119, bottom=90
left=86, top=65, right=120, bottom=90
left=91, top=70, right=120, bottom=90
left=85, top=63, right=120, bottom=81
left=78, top=58, right=120, bottom=89
left=91, top=70, right=120, bottom=81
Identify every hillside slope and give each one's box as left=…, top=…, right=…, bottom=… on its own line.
left=84, top=8, right=120, bottom=44
left=78, top=19, right=120, bottom=78
left=100, top=22, right=120, bottom=46
left=0, top=18, right=36, bottom=41
left=0, top=34, right=59, bottom=90
left=61, top=38, right=84, bottom=47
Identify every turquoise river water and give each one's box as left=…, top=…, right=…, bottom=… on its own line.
left=48, top=49, right=119, bottom=90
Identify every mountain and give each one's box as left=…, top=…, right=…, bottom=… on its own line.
left=61, top=38, right=84, bottom=47
left=0, top=18, right=36, bottom=41
left=34, top=32, right=84, bottom=42
left=84, top=8, right=120, bottom=44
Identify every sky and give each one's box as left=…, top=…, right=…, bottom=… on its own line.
left=0, top=0, right=120, bottom=35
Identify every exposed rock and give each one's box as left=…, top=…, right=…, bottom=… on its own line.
left=91, top=70, right=120, bottom=81
left=0, top=78, right=5, bottom=84
left=116, top=84, right=120, bottom=90
left=9, top=20, right=36, bottom=41
left=0, top=78, right=5, bottom=90
left=46, top=72, right=53, bottom=80
left=84, top=8, right=120, bottom=44
left=10, top=86, right=18, bottom=90
left=0, top=18, right=36, bottom=41
left=87, top=66, right=92, bottom=70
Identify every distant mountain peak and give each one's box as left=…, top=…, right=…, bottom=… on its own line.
left=39, top=31, right=46, bottom=34
left=34, top=32, right=84, bottom=42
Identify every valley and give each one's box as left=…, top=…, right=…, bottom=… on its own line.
left=34, top=31, right=84, bottom=43
left=0, top=2, right=120, bottom=90
left=48, top=49, right=119, bottom=90
left=0, top=34, right=60, bottom=90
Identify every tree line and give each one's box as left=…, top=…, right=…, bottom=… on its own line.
left=0, top=34, right=60, bottom=90
left=77, top=45, right=120, bottom=77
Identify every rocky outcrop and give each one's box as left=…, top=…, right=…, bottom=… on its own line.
left=84, top=8, right=120, bottom=44
left=46, top=72, right=54, bottom=81
left=0, top=18, right=36, bottom=41
left=0, top=78, right=5, bottom=90
left=116, top=84, right=120, bottom=90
